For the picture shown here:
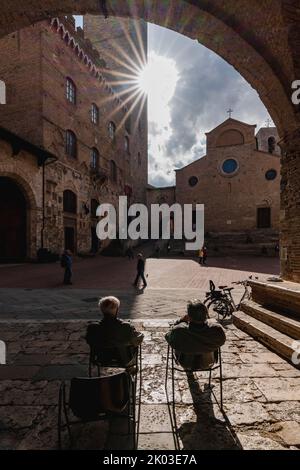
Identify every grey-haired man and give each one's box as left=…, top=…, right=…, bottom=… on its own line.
left=86, top=296, right=144, bottom=368
left=165, top=300, right=226, bottom=369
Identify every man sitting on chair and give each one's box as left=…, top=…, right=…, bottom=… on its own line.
left=165, top=300, right=226, bottom=369
left=86, top=296, right=144, bottom=369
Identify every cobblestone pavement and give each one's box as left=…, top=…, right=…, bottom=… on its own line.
left=0, top=288, right=243, bottom=320
left=1, top=256, right=296, bottom=450
left=0, top=256, right=279, bottom=320
left=0, top=255, right=279, bottom=290
left=0, top=319, right=300, bottom=450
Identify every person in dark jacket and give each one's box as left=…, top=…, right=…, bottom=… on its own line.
left=61, top=249, right=73, bottom=285
left=133, top=253, right=147, bottom=288
left=165, top=300, right=226, bottom=369
left=86, top=296, right=144, bottom=368
left=125, top=246, right=134, bottom=260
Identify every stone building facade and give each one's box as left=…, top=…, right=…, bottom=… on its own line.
left=146, top=185, right=176, bottom=208
left=148, top=118, right=281, bottom=252
left=176, top=118, right=281, bottom=234
left=83, top=15, right=148, bottom=205
left=0, top=16, right=148, bottom=260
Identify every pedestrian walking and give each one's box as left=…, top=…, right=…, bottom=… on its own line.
left=61, top=249, right=73, bottom=285
left=133, top=253, right=147, bottom=289
left=198, top=248, right=204, bottom=265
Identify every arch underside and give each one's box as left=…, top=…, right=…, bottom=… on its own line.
left=0, top=0, right=298, bottom=138
left=0, top=0, right=299, bottom=137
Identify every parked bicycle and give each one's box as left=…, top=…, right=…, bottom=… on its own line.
left=204, top=277, right=255, bottom=321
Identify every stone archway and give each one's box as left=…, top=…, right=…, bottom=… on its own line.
left=0, top=170, right=39, bottom=260
left=0, top=0, right=300, bottom=279
left=0, top=0, right=298, bottom=137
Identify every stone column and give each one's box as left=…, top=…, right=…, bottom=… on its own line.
left=280, top=129, right=300, bottom=282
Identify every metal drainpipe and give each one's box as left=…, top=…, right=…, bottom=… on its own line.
left=41, top=161, right=45, bottom=248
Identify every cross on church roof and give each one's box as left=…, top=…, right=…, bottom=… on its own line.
left=265, top=118, right=272, bottom=127
left=227, top=108, right=233, bottom=119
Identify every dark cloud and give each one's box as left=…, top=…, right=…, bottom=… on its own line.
left=148, top=23, right=270, bottom=187
left=165, top=58, right=265, bottom=158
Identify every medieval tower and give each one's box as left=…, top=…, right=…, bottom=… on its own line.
left=84, top=15, right=148, bottom=205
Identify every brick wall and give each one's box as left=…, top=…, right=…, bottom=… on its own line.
left=0, top=17, right=148, bottom=257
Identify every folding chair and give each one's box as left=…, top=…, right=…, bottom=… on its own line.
left=58, top=369, right=136, bottom=449
left=165, top=345, right=223, bottom=450
left=87, top=343, right=142, bottom=448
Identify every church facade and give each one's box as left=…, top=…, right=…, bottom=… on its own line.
left=148, top=118, right=281, bottom=253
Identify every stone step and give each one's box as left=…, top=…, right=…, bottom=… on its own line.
left=249, top=280, right=300, bottom=318
left=233, top=310, right=299, bottom=366
left=241, top=300, right=300, bottom=340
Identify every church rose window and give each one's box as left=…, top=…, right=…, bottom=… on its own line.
left=189, top=176, right=199, bottom=187
left=222, top=159, right=238, bottom=175
left=265, top=169, right=277, bottom=181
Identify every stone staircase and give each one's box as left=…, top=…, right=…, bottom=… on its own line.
left=234, top=280, right=300, bottom=366
left=169, top=230, right=279, bottom=257
left=206, top=230, right=279, bottom=257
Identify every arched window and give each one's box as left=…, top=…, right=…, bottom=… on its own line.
left=91, top=199, right=99, bottom=218
left=268, top=137, right=276, bottom=154
left=125, top=136, right=130, bottom=154
left=125, top=116, right=131, bottom=134
left=66, top=77, right=76, bottom=104
left=63, top=190, right=77, bottom=214
left=91, top=103, right=99, bottom=124
left=108, top=121, right=116, bottom=140
left=91, top=147, right=99, bottom=170
left=65, top=130, right=77, bottom=158
left=110, top=160, right=117, bottom=182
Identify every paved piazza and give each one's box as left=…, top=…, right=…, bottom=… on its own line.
left=1, top=256, right=300, bottom=450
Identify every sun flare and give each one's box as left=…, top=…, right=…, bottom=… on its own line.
left=137, top=52, right=179, bottom=104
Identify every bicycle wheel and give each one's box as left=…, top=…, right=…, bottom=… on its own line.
left=207, top=298, right=232, bottom=320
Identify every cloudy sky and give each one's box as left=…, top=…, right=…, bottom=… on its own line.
left=75, top=17, right=272, bottom=187
left=146, top=23, right=272, bottom=187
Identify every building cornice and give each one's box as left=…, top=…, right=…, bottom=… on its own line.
left=0, top=126, right=57, bottom=167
